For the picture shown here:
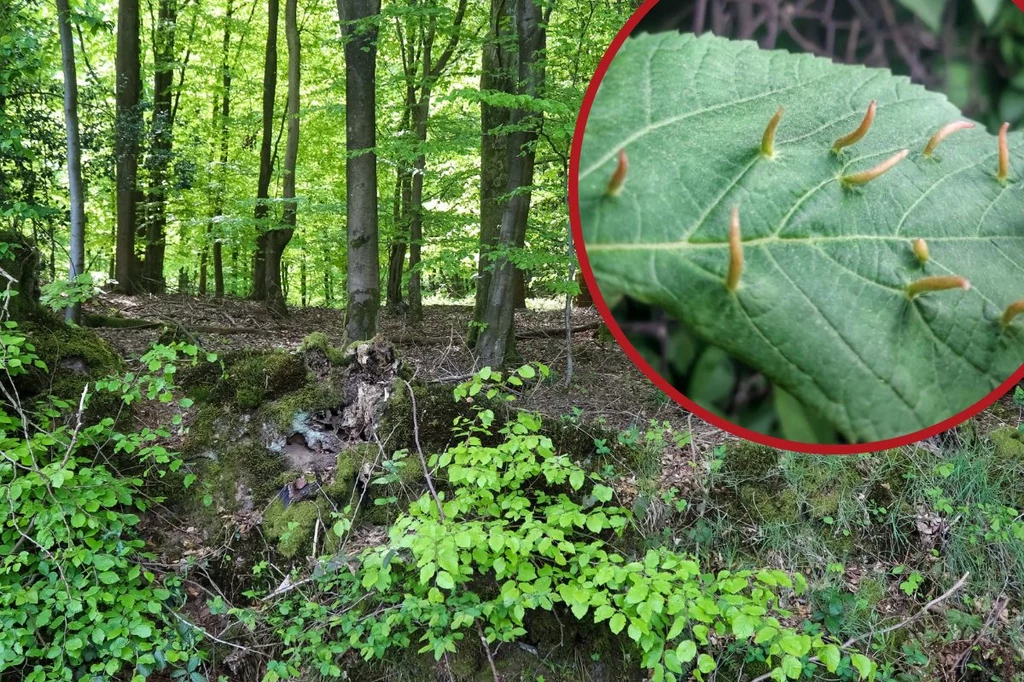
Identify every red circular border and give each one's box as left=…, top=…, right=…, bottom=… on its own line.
left=568, top=0, right=1024, bottom=455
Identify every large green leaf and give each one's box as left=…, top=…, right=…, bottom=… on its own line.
left=577, top=33, right=1024, bottom=443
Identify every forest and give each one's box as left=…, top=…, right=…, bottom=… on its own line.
left=3, top=0, right=1024, bottom=680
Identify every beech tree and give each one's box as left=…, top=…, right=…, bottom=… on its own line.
left=476, top=0, right=549, bottom=367
left=114, top=0, right=141, bottom=293
left=341, top=0, right=382, bottom=341
left=252, top=0, right=279, bottom=302
left=266, top=0, right=300, bottom=316
left=55, top=0, right=85, bottom=324
left=140, top=0, right=176, bottom=292
left=385, top=0, right=468, bottom=323
left=3, top=0, right=624, bottom=333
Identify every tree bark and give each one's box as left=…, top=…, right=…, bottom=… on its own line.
left=203, top=0, right=233, bottom=298
left=402, top=0, right=467, bottom=324
left=252, top=0, right=280, bottom=301
left=56, top=0, right=85, bottom=324
left=266, top=0, right=299, bottom=317
left=476, top=0, right=546, bottom=368
left=406, top=94, right=429, bottom=323
left=114, top=0, right=141, bottom=294
left=340, top=0, right=381, bottom=341
left=471, top=0, right=515, bottom=344
left=142, top=0, right=177, bottom=293
left=386, top=165, right=410, bottom=308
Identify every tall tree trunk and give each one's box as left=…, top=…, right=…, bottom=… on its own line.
left=266, top=0, right=299, bottom=317
left=114, top=0, right=141, bottom=294
left=252, top=0, right=279, bottom=301
left=406, top=93, right=429, bottom=323
left=203, top=0, right=233, bottom=298
left=476, top=0, right=546, bottom=368
left=340, top=0, right=381, bottom=341
left=142, top=0, right=176, bottom=293
left=471, top=0, right=514, bottom=344
left=401, top=0, right=467, bottom=324
left=385, top=166, right=409, bottom=308
left=56, top=0, right=85, bottom=324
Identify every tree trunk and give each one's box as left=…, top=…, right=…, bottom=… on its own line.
left=252, top=0, right=279, bottom=301
left=142, top=0, right=176, bottom=293
left=386, top=166, right=410, bottom=308
left=476, top=0, right=546, bottom=368
left=114, top=0, right=141, bottom=294
left=56, top=0, right=85, bottom=325
left=340, top=0, right=381, bottom=341
left=406, top=92, right=430, bottom=323
left=204, top=0, right=233, bottom=298
left=471, top=0, right=515, bottom=344
left=266, top=0, right=299, bottom=317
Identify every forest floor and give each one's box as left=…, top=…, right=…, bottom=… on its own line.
left=87, top=292, right=724, bottom=495
left=81, top=294, right=1024, bottom=681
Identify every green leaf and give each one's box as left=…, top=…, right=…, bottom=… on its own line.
left=609, top=612, right=626, bottom=634
left=780, top=655, right=803, bottom=679
left=592, top=484, right=613, bottom=503
left=850, top=653, right=875, bottom=680
left=778, top=633, right=811, bottom=658
left=435, top=571, right=455, bottom=590
left=578, top=33, right=1024, bottom=443
left=731, top=613, right=758, bottom=639
left=570, top=470, right=585, bottom=490
left=697, top=653, right=716, bottom=673
left=820, top=644, right=841, bottom=673
left=895, top=0, right=947, bottom=32
left=676, top=640, right=697, bottom=663
left=98, top=571, right=120, bottom=585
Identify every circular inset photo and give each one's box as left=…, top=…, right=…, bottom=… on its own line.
left=571, top=0, right=1024, bottom=452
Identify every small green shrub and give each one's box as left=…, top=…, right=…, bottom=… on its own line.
left=1, top=317, right=213, bottom=681
left=256, top=365, right=872, bottom=682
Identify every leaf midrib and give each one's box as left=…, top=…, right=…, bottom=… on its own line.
left=585, top=233, right=1024, bottom=253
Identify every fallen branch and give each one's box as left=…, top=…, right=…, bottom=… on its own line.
left=477, top=622, right=501, bottom=682
left=392, top=322, right=601, bottom=346
left=84, top=315, right=282, bottom=335
left=401, top=379, right=445, bottom=521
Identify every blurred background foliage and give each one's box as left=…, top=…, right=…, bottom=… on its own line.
left=612, top=0, right=1024, bottom=444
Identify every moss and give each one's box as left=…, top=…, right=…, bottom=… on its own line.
left=991, top=427, right=1024, bottom=462
left=15, top=320, right=125, bottom=422
left=260, top=383, right=343, bottom=432
left=82, top=312, right=156, bottom=329
left=298, top=332, right=346, bottom=365
left=222, top=442, right=289, bottom=502
left=180, top=403, right=223, bottom=457
left=858, top=574, right=888, bottom=607
left=214, top=350, right=308, bottom=410
left=721, top=441, right=781, bottom=480
left=736, top=485, right=803, bottom=525
left=324, top=443, right=378, bottom=498
left=263, top=498, right=325, bottom=558
left=378, top=381, right=468, bottom=455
